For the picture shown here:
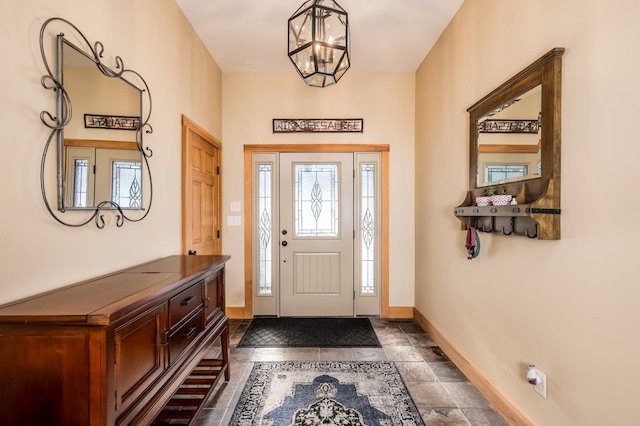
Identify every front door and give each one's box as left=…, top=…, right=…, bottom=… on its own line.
left=279, top=152, right=354, bottom=317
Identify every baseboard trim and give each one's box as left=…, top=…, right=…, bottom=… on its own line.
left=388, top=306, right=414, bottom=318
left=227, top=306, right=412, bottom=319
left=226, top=307, right=250, bottom=319
left=413, top=308, right=535, bottom=426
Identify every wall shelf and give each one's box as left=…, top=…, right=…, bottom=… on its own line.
left=455, top=178, right=561, bottom=240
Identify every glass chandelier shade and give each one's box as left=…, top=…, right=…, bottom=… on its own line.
left=288, top=0, right=350, bottom=88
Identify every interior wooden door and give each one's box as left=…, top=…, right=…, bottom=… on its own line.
left=182, top=115, right=221, bottom=255
left=279, top=152, right=354, bottom=317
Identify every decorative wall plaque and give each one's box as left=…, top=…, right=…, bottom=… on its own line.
left=478, top=119, right=540, bottom=134
left=84, top=114, right=140, bottom=130
left=273, top=119, right=363, bottom=133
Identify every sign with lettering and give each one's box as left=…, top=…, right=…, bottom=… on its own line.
left=478, top=119, right=540, bottom=134
left=84, top=114, right=140, bottom=131
left=273, top=119, right=363, bottom=133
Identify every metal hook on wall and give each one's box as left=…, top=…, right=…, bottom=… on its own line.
left=525, top=224, right=538, bottom=239
left=502, top=227, right=513, bottom=236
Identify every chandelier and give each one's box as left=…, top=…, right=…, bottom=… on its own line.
left=288, top=0, right=350, bottom=88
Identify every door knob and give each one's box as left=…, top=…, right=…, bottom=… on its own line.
left=281, top=241, right=288, bottom=247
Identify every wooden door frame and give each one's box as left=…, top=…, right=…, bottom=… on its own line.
left=181, top=115, right=222, bottom=255
left=243, top=144, right=390, bottom=319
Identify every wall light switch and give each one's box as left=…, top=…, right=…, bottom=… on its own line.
left=230, top=201, right=242, bottom=212
left=227, top=215, right=242, bottom=227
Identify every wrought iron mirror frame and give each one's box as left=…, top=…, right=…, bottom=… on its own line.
left=39, top=17, right=153, bottom=228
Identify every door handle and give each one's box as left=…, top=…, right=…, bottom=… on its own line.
left=281, top=241, right=288, bottom=247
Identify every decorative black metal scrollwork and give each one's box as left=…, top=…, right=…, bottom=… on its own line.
left=39, top=17, right=153, bottom=228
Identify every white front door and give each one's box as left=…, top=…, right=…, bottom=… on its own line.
left=279, top=152, right=354, bottom=317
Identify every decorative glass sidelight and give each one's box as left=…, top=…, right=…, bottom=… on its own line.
left=295, top=164, right=339, bottom=237
left=360, top=163, right=376, bottom=294
left=112, top=160, right=142, bottom=208
left=258, top=164, right=273, bottom=295
left=73, top=158, right=89, bottom=208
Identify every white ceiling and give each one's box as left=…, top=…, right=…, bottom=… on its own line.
left=175, top=0, right=464, bottom=73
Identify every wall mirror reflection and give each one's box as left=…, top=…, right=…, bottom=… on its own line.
left=476, top=85, right=541, bottom=187
left=39, top=17, right=153, bottom=228
left=62, top=42, right=143, bottom=210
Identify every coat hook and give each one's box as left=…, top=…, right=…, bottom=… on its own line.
left=525, top=225, right=538, bottom=238
left=502, top=227, right=513, bottom=236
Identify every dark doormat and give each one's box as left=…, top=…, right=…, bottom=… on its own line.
left=237, top=317, right=381, bottom=348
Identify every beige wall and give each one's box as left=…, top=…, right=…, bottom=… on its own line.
left=416, top=0, right=640, bottom=424
left=0, top=0, right=221, bottom=304
left=221, top=72, right=416, bottom=309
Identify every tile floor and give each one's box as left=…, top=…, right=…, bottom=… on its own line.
left=194, top=318, right=508, bottom=425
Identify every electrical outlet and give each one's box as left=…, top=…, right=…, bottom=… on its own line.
left=534, top=369, right=547, bottom=399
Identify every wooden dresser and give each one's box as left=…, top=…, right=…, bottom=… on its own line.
left=0, top=255, right=230, bottom=425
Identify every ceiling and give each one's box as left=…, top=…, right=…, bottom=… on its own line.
left=175, top=0, right=464, bottom=73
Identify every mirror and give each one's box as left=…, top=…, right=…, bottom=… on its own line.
left=456, top=48, right=564, bottom=240
left=476, top=85, right=541, bottom=187
left=62, top=42, right=143, bottom=209
left=39, top=17, right=153, bottom=228
left=467, top=48, right=564, bottom=200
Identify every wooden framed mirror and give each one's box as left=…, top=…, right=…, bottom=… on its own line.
left=454, top=48, right=564, bottom=240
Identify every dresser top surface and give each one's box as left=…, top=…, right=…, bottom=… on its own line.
left=0, top=255, right=229, bottom=325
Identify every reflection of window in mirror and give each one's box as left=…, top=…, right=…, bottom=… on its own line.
left=66, top=146, right=95, bottom=208
left=112, top=160, right=142, bottom=208
left=485, top=164, right=528, bottom=185
left=65, top=144, right=141, bottom=209
left=73, top=159, right=89, bottom=207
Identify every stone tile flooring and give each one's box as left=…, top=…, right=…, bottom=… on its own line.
left=194, top=318, right=508, bottom=425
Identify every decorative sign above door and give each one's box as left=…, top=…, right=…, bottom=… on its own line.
left=273, top=119, right=363, bottom=133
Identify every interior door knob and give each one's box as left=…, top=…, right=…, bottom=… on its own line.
left=281, top=241, right=288, bottom=247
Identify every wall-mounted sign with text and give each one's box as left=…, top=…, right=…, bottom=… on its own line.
left=84, top=114, right=141, bottom=131
left=478, top=119, right=540, bottom=134
left=273, top=118, right=363, bottom=133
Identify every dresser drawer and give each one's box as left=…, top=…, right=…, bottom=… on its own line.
left=169, top=309, right=204, bottom=364
left=169, top=281, right=203, bottom=328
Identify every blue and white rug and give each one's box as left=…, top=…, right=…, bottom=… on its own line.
left=229, top=361, right=424, bottom=425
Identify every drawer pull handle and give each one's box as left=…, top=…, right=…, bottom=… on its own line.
left=181, top=296, right=196, bottom=306
left=182, top=327, right=197, bottom=339
left=160, top=330, right=169, bottom=346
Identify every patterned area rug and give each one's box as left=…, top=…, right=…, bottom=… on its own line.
left=229, top=361, right=424, bottom=425
left=237, top=317, right=381, bottom=348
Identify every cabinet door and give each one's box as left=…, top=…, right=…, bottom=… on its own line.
left=0, top=326, right=95, bottom=426
left=114, top=303, right=167, bottom=415
left=204, top=268, right=224, bottom=323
